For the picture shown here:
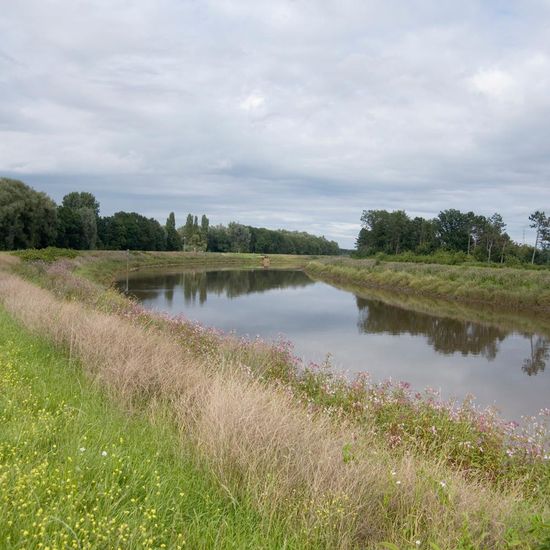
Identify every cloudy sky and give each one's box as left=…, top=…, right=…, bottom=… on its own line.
left=1, top=1, right=550, bottom=247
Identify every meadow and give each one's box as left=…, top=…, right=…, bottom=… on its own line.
left=1, top=250, right=549, bottom=548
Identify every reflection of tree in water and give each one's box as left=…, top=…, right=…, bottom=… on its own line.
left=356, top=296, right=508, bottom=359
left=522, top=336, right=550, bottom=376
left=127, top=270, right=315, bottom=306
left=181, top=270, right=314, bottom=304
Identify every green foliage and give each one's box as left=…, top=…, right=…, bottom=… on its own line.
left=98, top=212, right=167, bottom=251
left=61, top=191, right=100, bottom=216
left=56, top=192, right=100, bottom=250
left=227, top=222, right=251, bottom=252
left=178, top=213, right=208, bottom=251
left=165, top=212, right=182, bottom=251
left=13, top=247, right=79, bottom=263
left=207, top=223, right=340, bottom=255
left=529, top=211, right=550, bottom=265
left=357, top=208, right=549, bottom=266
left=0, top=177, right=58, bottom=250
left=306, top=258, right=550, bottom=310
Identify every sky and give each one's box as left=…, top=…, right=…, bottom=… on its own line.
left=1, top=1, right=550, bottom=248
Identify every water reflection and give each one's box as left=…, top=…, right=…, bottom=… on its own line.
left=356, top=297, right=508, bottom=359
left=522, top=336, right=549, bottom=376
left=126, top=269, right=315, bottom=306
left=356, top=296, right=549, bottom=375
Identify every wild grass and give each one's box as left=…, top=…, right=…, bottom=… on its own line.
left=314, top=278, right=550, bottom=336
left=306, top=258, right=550, bottom=311
left=72, top=250, right=315, bottom=286
left=13, top=246, right=79, bottom=262
left=0, top=306, right=311, bottom=549
left=1, top=265, right=549, bottom=547
left=353, top=249, right=550, bottom=269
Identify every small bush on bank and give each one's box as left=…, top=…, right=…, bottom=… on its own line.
left=13, top=246, right=78, bottom=263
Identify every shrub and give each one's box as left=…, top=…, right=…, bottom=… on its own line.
left=13, top=247, right=79, bottom=263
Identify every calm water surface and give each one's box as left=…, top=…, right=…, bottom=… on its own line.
left=118, top=268, right=550, bottom=419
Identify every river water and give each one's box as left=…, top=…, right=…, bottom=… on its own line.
left=117, top=267, right=550, bottom=420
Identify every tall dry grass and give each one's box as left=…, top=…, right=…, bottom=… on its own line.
left=0, top=271, right=532, bottom=548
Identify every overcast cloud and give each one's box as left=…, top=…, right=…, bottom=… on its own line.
left=1, top=0, right=550, bottom=247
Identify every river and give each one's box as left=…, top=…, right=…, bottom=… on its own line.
left=117, top=267, right=550, bottom=420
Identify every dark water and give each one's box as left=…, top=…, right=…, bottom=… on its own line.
left=118, top=268, right=550, bottom=419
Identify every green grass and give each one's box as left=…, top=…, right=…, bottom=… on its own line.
left=0, top=306, right=310, bottom=549
left=71, top=250, right=315, bottom=286
left=306, top=258, right=550, bottom=312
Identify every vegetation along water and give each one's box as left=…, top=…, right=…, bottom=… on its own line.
left=0, top=249, right=548, bottom=548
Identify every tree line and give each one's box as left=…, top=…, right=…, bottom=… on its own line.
left=356, top=208, right=550, bottom=264
left=0, top=178, right=339, bottom=255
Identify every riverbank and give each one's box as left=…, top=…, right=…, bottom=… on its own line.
left=0, top=306, right=306, bottom=548
left=76, top=250, right=315, bottom=285
left=305, top=258, right=550, bottom=312
left=2, top=251, right=550, bottom=548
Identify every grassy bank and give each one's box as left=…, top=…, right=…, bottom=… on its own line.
left=314, top=277, right=550, bottom=337
left=305, top=258, right=550, bottom=312
left=74, top=250, right=315, bottom=286
left=2, top=252, right=550, bottom=548
left=0, top=306, right=318, bottom=548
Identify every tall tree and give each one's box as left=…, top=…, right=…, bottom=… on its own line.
left=57, top=191, right=100, bottom=249
left=200, top=214, right=209, bottom=237
left=529, top=211, right=549, bottom=264
left=183, top=214, right=195, bottom=248
left=165, top=212, right=182, bottom=251
left=482, top=213, right=506, bottom=263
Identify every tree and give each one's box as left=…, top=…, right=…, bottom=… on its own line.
left=200, top=214, right=209, bottom=242
left=481, top=213, right=506, bottom=263
left=62, top=191, right=100, bottom=216
left=57, top=191, right=100, bottom=249
left=207, top=225, right=231, bottom=252
left=227, top=222, right=251, bottom=253
left=99, top=212, right=166, bottom=251
left=435, top=209, right=474, bottom=252
left=165, top=212, right=182, bottom=251
left=0, top=178, right=57, bottom=250
left=529, top=211, right=549, bottom=264
left=182, top=214, right=194, bottom=249
left=56, top=206, right=85, bottom=249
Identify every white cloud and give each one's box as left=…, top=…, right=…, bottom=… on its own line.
left=470, top=68, right=520, bottom=102
left=239, top=93, right=265, bottom=112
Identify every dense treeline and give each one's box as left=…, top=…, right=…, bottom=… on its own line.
left=356, top=208, right=550, bottom=265
left=207, top=224, right=340, bottom=255
left=0, top=177, right=339, bottom=255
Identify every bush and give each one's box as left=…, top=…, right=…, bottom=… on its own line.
left=13, top=247, right=79, bottom=263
